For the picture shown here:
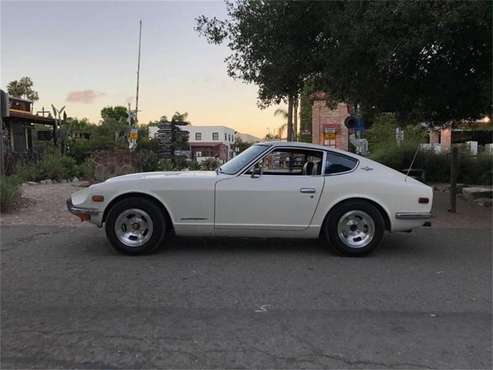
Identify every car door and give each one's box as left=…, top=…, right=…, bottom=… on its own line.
left=214, top=147, right=325, bottom=235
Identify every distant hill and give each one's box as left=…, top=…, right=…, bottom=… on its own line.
left=236, top=132, right=261, bottom=143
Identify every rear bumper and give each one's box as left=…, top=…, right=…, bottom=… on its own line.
left=395, top=212, right=432, bottom=220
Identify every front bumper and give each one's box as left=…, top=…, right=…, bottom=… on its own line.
left=67, top=198, right=100, bottom=221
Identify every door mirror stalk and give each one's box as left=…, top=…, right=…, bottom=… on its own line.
left=251, top=163, right=262, bottom=178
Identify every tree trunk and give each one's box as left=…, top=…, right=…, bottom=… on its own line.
left=293, top=96, right=298, bottom=141
left=287, top=95, right=294, bottom=142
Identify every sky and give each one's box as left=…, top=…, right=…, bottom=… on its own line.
left=0, top=0, right=286, bottom=138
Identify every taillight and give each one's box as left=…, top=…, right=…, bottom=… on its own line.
left=419, top=197, right=429, bottom=204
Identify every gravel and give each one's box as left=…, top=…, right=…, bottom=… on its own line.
left=0, top=183, right=91, bottom=227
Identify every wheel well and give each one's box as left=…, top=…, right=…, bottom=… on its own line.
left=102, top=192, right=174, bottom=232
left=321, top=197, right=391, bottom=233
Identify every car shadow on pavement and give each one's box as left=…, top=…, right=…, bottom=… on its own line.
left=83, top=228, right=432, bottom=259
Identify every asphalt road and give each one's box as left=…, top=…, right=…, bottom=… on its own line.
left=1, top=225, right=491, bottom=369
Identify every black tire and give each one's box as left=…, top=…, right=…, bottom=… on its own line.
left=105, top=197, right=167, bottom=255
left=323, top=200, right=385, bottom=256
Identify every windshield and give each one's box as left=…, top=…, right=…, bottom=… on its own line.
left=220, top=144, right=270, bottom=175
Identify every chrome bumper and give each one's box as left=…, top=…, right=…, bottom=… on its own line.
left=395, top=212, right=432, bottom=220
left=66, top=198, right=99, bottom=216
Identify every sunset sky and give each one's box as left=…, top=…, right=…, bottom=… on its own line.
left=1, top=1, right=286, bottom=138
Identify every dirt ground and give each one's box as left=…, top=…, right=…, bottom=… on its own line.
left=0, top=183, right=91, bottom=227
left=0, top=182, right=491, bottom=229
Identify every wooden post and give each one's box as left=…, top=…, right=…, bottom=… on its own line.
left=449, top=146, right=458, bottom=213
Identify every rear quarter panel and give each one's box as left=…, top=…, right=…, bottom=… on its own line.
left=312, top=159, right=433, bottom=232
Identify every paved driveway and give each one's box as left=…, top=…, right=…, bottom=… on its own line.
left=1, top=225, right=491, bottom=369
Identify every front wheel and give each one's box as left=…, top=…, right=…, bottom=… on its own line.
left=323, top=200, right=385, bottom=256
left=105, top=197, right=167, bottom=255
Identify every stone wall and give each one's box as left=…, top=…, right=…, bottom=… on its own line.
left=91, top=150, right=138, bottom=181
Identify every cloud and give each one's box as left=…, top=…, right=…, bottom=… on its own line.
left=66, top=90, right=105, bottom=103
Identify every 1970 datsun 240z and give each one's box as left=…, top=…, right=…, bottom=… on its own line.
left=68, top=141, right=432, bottom=256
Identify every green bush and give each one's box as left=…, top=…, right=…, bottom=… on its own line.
left=137, top=149, right=160, bottom=172
left=78, top=160, right=96, bottom=180
left=371, top=146, right=493, bottom=185
left=200, top=158, right=220, bottom=171
left=0, top=176, right=22, bottom=212
left=459, top=154, right=493, bottom=185
left=187, top=160, right=201, bottom=170
left=14, top=151, right=94, bottom=182
left=158, top=159, right=177, bottom=171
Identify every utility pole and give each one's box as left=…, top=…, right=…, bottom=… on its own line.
left=135, top=19, right=142, bottom=125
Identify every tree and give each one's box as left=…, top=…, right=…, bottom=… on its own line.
left=234, top=136, right=251, bottom=153
left=7, top=76, right=39, bottom=101
left=315, top=1, right=492, bottom=125
left=299, top=82, right=314, bottom=142
left=170, top=112, right=190, bottom=125
left=196, top=1, right=326, bottom=141
left=100, top=106, right=128, bottom=124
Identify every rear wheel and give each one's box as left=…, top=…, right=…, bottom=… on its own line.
left=323, top=200, right=385, bottom=256
left=105, top=197, right=167, bottom=255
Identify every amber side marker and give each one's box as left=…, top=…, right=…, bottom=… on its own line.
left=419, top=197, right=429, bottom=204
left=92, top=195, right=104, bottom=202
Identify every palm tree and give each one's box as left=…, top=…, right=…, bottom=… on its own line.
left=274, top=109, right=288, bottom=140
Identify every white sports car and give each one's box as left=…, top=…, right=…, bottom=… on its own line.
left=68, top=141, right=432, bottom=256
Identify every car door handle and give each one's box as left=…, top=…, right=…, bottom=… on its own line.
left=300, top=188, right=316, bottom=194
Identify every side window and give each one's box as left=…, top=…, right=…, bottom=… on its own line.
left=259, top=149, right=323, bottom=176
left=325, top=152, right=358, bottom=175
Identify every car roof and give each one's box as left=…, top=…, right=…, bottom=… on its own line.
left=256, top=141, right=361, bottom=159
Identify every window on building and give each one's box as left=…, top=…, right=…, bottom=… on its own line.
left=195, top=132, right=202, bottom=141
left=212, top=132, right=219, bottom=140
left=325, top=152, right=358, bottom=175
left=224, top=133, right=227, bottom=141
left=256, top=148, right=323, bottom=176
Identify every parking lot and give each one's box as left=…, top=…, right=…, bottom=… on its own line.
left=1, top=217, right=491, bottom=368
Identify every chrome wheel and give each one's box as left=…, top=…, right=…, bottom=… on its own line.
left=114, top=208, right=153, bottom=248
left=337, top=210, right=375, bottom=249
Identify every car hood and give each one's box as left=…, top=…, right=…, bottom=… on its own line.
left=105, top=171, right=217, bottom=183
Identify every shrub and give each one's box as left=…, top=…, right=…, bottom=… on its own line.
left=158, top=159, right=177, bottom=171
left=14, top=151, right=90, bottom=182
left=78, top=160, right=96, bottom=180
left=137, top=149, right=160, bottom=172
left=0, top=176, right=22, bottom=213
left=187, top=160, right=201, bottom=170
left=200, top=158, right=220, bottom=171
left=371, top=146, right=493, bottom=185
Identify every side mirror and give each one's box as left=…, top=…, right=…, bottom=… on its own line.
left=251, top=163, right=262, bottom=178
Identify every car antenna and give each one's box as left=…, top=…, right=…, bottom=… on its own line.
left=405, top=145, right=420, bottom=182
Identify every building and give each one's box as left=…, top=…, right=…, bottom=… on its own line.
left=149, top=125, right=236, bottom=162
left=1, top=91, right=57, bottom=154
left=428, top=119, right=492, bottom=154
left=311, top=92, right=350, bottom=151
